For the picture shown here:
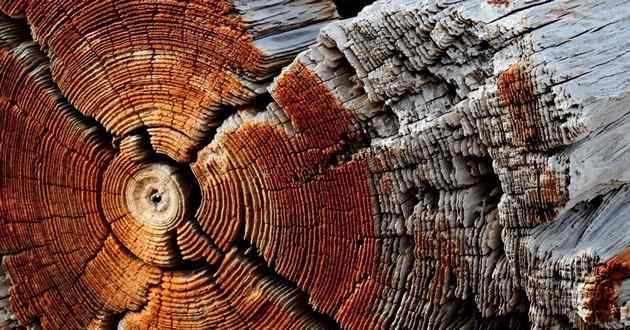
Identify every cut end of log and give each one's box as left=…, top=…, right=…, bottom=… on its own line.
left=1, top=1, right=630, bottom=329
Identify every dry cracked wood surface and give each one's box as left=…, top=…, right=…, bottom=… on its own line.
left=0, top=0, right=629, bottom=329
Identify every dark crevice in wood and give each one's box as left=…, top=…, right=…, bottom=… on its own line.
left=75, top=111, right=115, bottom=147
left=463, top=296, right=531, bottom=329
left=326, top=133, right=370, bottom=168
left=179, top=165, right=203, bottom=221
left=482, top=168, right=504, bottom=207
left=187, top=93, right=273, bottom=165
left=333, top=0, right=376, bottom=18
left=187, top=104, right=240, bottom=165
left=24, top=316, right=41, bottom=330
left=114, top=127, right=150, bottom=151
left=401, top=186, right=421, bottom=220
left=292, top=131, right=370, bottom=184
left=106, top=312, right=125, bottom=330
left=248, top=92, right=275, bottom=111
left=233, top=238, right=342, bottom=329
left=0, top=13, right=30, bottom=47
left=170, top=257, right=217, bottom=274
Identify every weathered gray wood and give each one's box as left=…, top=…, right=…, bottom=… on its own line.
left=261, top=0, right=630, bottom=328
left=1, top=0, right=629, bottom=329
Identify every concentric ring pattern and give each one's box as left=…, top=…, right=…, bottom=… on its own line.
left=3, top=1, right=629, bottom=330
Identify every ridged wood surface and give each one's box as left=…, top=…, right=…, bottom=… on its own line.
left=1, top=1, right=630, bottom=329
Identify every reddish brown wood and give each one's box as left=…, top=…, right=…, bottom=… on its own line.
left=2, top=1, right=630, bottom=329
left=0, top=0, right=319, bottom=162
left=191, top=61, right=383, bottom=328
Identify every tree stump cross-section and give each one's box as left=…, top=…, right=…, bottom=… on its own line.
left=1, top=1, right=630, bottom=329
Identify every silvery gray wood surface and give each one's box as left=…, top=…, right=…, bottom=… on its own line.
left=276, top=0, right=630, bottom=328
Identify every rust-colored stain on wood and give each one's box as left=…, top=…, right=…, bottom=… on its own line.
left=585, top=249, right=630, bottom=323
left=497, top=63, right=542, bottom=148
left=487, top=0, right=510, bottom=6
left=272, top=61, right=357, bottom=143
left=540, top=169, right=563, bottom=206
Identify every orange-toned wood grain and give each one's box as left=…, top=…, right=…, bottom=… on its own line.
left=120, top=250, right=324, bottom=329
left=0, top=44, right=153, bottom=328
left=192, top=61, right=387, bottom=328
left=1, top=0, right=263, bottom=162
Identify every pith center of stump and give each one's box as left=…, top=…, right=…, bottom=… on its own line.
left=126, top=163, right=189, bottom=231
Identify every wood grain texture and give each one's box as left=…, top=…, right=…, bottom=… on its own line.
left=1, top=0, right=630, bottom=329
left=0, top=0, right=338, bottom=162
